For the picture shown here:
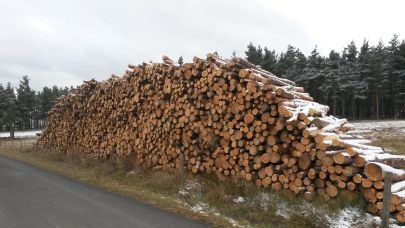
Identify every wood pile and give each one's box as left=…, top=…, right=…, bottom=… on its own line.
left=37, top=53, right=405, bottom=222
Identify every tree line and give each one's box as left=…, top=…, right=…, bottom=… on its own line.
left=244, top=35, right=405, bottom=120
left=0, top=76, right=70, bottom=137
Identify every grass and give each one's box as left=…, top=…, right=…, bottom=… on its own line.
left=0, top=139, right=376, bottom=228
left=349, top=121, right=405, bottom=155
left=370, top=134, right=405, bottom=155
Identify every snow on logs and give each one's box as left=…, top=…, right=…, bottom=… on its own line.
left=37, top=53, right=405, bottom=222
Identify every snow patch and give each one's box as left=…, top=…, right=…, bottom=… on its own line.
left=191, top=202, right=209, bottom=214
left=0, top=130, right=41, bottom=138
left=250, top=192, right=270, bottom=210
left=350, top=120, right=405, bottom=131
left=233, top=196, right=246, bottom=203
left=327, top=206, right=381, bottom=228
left=299, top=201, right=332, bottom=222
left=189, top=202, right=243, bottom=227
left=226, top=218, right=243, bottom=227
left=275, top=202, right=290, bottom=219
left=178, top=180, right=201, bottom=196
left=329, top=206, right=361, bottom=228
left=349, top=120, right=405, bottom=138
left=178, top=190, right=188, bottom=196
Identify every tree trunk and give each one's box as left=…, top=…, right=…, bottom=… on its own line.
left=401, top=96, right=405, bottom=117
left=333, top=89, right=337, bottom=116
left=341, top=99, right=345, bottom=117
left=376, top=94, right=379, bottom=120
left=351, top=98, right=356, bottom=120
left=9, top=123, right=15, bottom=139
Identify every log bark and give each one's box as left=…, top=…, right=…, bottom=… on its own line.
left=364, top=162, right=405, bottom=182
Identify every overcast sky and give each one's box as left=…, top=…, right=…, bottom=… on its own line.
left=1, top=0, right=404, bottom=90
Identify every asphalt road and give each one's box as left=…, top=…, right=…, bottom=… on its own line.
left=0, top=154, right=208, bottom=228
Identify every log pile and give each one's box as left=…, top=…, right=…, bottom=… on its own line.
left=37, top=53, right=405, bottom=222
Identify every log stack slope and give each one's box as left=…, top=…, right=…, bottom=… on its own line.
left=37, top=54, right=405, bottom=222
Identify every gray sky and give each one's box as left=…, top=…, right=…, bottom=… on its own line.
left=1, top=0, right=404, bottom=90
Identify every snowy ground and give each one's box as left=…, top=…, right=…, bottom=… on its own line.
left=349, top=120, right=405, bottom=138
left=181, top=185, right=384, bottom=228
left=175, top=178, right=392, bottom=227
left=0, top=130, right=41, bottom=138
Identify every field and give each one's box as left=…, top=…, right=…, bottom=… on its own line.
left=1, top=120, right=405, bottom=227
left=349, top=120, right=405, bottom=155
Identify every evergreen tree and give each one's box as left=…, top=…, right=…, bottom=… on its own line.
left=396, top=41, right=405, bottom=118
left=245, top=43, right=263, bottom=65
left=243, top=37, right=405, bottom=120
left=38, top=86, right=54, bottom=120
left=177, top=56, right=184, bottom=65
left=1, top=83, right=19, bottom=138
left=321, top=50, right=341, bottom=115
left=32, top=92, right=41, bottom=129
left=0, top=84, right=5, bottom=130
left=385, top=35, right=402, bottom=118
left=340, top=41, right=366, bottom=119
left=357, top=40, right=373, bottom=118
left=16, top=76, right=35, bottom=129
left=368, top=41, right=389, bottom=119
left=299, top=47, right=326, bottom=103
left=0, top=80, right=70, bottom=133
left=261, top=47, right=278, bottom=72
left=276, top=45, right=306, bottom=81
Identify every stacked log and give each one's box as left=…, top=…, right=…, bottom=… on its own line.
left=37, top=53, right=405, bottom=222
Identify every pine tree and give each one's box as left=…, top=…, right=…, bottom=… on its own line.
left=299, top=47, right=326, bottom=103
left=261, top=47, right=278, bottom=72
left=276, top=45, right=306, bottom=81
left=368, top=41, right=389, bottom=119
left=357, top=40, right=372, bottom=118
left=177, top=56, right=184, bottom=65
left=396, top=41, right=405, bottom=118
left=276, top=45, right=295, bottom=78
left=385, top=35, right=402, bottom=118
left=245, top=43, right=263, bottom=65
left=242, top=38, right=405, bottom=120
left=16, top=76, right=35, bottom=129
left=38, top=86, right=54, bottom=120
left=321, top=50, right=341, bottom=115
left=340, top=41, right=366, bottom=119
left=0, top=84, right=5, bottom=131
left=32, top=92, right=42, bottom=129
left=1, top=83, right=19, bottom=138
